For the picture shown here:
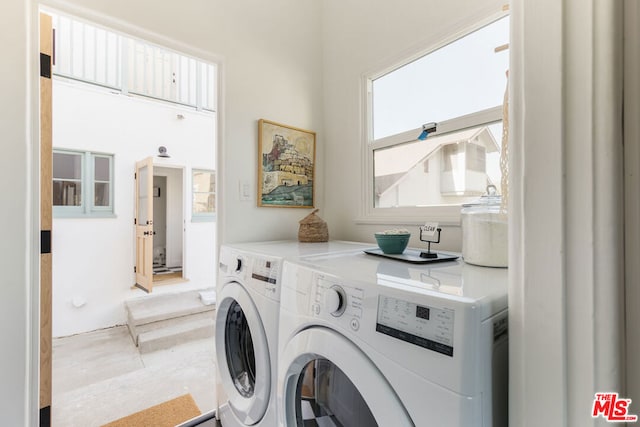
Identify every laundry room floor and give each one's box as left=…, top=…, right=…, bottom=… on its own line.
left=52, top=325, right=217, bottom=427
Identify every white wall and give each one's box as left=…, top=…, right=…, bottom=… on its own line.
left=321, top=0, right=504, bottom=251
left=510, top=0, right=625, bottom=425
left=1, top=1, right=30, bottom=424
left=153, top=175, right=167, bottom=258
left=52, top=79, right=215, bottom=337
left=162, top=168, right=184, bottom=268
left=624, top=0, right=640, bottom=407
left=154, top=167, right=184, bottom=269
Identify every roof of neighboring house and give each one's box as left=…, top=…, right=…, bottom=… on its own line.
left=375, top=126, right=499, bottom=196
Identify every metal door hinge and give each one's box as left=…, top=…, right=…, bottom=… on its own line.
left=41, top=230, right=51, bottom=254
left=40, top=53, right=51, bottom=78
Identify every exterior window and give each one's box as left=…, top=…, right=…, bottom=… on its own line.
left=192, top=169, right=215, bottom=221
left=366, top=13, right=509, bottom=221
left=53, top=150, right=114, bottom=217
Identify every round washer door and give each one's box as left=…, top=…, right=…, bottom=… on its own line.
left=279, top=327, right=413, bottom=427
left=215, top=281, right=271, bottom=425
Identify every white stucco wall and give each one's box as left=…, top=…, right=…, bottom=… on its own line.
left=320, top=0, right=505, bottom=251
left=51, top=79, right=216, bottom=337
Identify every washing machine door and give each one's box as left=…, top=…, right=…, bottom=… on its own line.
left=279, top=327, right=414, bottom=427
left=216, top=281, right=271, bottom=425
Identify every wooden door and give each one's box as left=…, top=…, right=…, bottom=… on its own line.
left=39, top=12, right=53, bottom=427
left=135, top=157, right=154, bottom=292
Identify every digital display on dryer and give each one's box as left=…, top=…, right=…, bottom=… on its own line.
left=416, top=305, right=430, bottom=320
left=376, top=295, right=454, bottom=357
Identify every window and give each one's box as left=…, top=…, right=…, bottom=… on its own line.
left=365, top=13, right=509, bottom=223
left=51, top=13, right=217, bottom=111
left=192, top=169, right=215, bottom=221
left=53, top=150, right=114, bottom=217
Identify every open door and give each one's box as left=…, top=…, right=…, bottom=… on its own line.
left=135, top=157, right=154, bottom=292
left=40, top=12, right=53, bottom=427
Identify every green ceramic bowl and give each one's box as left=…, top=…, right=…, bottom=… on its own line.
left=374, top=233, right=410, bottom=254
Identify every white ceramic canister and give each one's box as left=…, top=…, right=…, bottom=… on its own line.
left=461, top=186, right=508, bottom=267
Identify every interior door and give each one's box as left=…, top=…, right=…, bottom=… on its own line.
left=135, top=157, right=154, bottom=292
left=39, top=12, right=53, bottom=427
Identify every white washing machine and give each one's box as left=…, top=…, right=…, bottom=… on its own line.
left=277, top=250, right=508, bottom=427
left=215, top=241, right=374, bottom=427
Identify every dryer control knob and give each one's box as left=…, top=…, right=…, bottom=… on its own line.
left=235, top=257, right=243, bottom=272
left=324, top=285, right=347, bottom=317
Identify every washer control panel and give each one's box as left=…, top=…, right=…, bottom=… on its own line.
left=376, top=295, right=455, bottom=357
left=311, top=273, right=364, bottom=331
left=251, top=256, right=282, bottom=301
left=219, top=249, right=249, bottom=281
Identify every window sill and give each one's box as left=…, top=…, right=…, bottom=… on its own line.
left=54, top=212, right=117, bottom=219
left=355, top=205, right=462, bottom=227
left=353, top=215, right=461, bottom=227
left=191, top=215, right=216, bottom=223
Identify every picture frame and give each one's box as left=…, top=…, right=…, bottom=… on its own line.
left=258, top=119, right=316, bottom=208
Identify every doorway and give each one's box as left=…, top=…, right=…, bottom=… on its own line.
left=152, top=167, right=185, bottom=284
left=41, top=7, right=219, bottom=426
left=134, top=160, right=187, bottom=293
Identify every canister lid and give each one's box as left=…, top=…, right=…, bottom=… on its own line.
left=461, top=185, right=502, bottom=209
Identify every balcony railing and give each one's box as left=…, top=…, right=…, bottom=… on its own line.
left=52, top=13, right=216, bottom=112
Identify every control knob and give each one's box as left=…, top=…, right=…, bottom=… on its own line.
left=324, top=285, right=347, bottom=317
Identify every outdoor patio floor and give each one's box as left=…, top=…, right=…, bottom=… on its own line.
left=51, top=325, right=217, bottom=427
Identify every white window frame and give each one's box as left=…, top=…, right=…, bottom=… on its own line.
left=359, top=11, right=508, bottom=226
left=191, top=168, right=216, bottom=222
left=53, top=149, right=115, bottom=218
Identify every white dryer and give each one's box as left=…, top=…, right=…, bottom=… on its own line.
left=277, top=251, right=508, bottom=427
left=215, top=241, right=374, bottom=427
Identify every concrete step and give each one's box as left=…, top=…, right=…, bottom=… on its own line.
left=129, top=310, right=215, bottom=345
left=126, top=288, right=216, bottom=326
left=125, top=288, right=216, bottom=351
left=138, top=317, right=215, bottom=354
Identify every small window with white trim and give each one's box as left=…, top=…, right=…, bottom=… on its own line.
left=192, top=169, right=215, bottom=221
left=53, top=149, right=114, bottom=217
left=365, top=13, right=509, bottom=222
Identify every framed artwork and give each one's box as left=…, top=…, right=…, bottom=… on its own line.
left=258, top=119, right=316, bottom=208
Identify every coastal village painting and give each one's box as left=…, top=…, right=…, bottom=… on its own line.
left=258, top=119, right=315, bottom=207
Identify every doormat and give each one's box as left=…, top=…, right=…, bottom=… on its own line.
left=101, top=394, right=201, bottom=427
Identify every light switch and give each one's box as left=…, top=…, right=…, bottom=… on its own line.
left=239, top=180, right=251, bottom=201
